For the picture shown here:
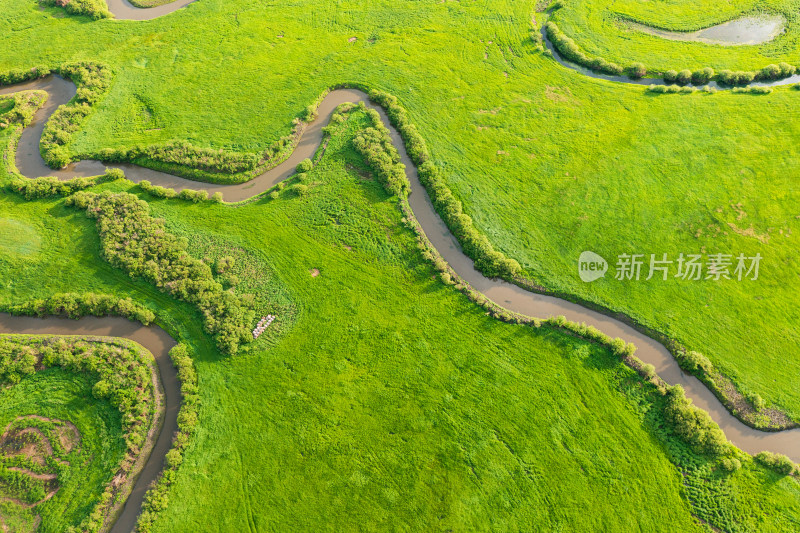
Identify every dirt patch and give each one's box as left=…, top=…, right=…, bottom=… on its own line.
left=545, top=85, right=576, bottom=104
left=310, top=268, right=320, bottom=277
left=57, top=423, right=80, bottom=453
left=727, top=222, right=769, bottom=243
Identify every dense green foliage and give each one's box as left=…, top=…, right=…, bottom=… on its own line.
left=6, top=292, right=156, bottom=325
left=67, top=191, right=255, bottom=354
left=545, top=21, right=624, bottom=75
left=664, top=385, right=729, bottom=455
left=7, top=168, right=124, bottom=199
left=0, top=90, right=46, bottom=130
left=40, top=0, right=110, bottom=20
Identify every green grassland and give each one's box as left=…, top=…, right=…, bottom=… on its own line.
left=548, top=0, right=800, bottom=71
left=1, top=105, right=799, bottom=530
left=2, top=0, right=796, bottom=419
left=0, top=368, right=126, bottom=532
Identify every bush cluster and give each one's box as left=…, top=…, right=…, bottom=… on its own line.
left=0, top=91, right=47, bottom=130
left=0, top=65, right=50, bottom=86
left=367, top=90, right=522, bottom=279
left=7, top=168, right=124, bottom=199
left=716, top=69, right=756, bottom=86
left=664, top=385, right=728, bottom=456
left=718, top=456, right=742, bottom=473
left=40, top=62, right=113, bottom=169
left=757, top=62, right=796, bottom=80
left=732, top=86, right=773, bottom=95
left=138, top=141, right=259, bottom=174
left=648, top=84, right=697, bottom=94
left=754, top=451, right=796, bottom=475
left=545, top=22, right=623, bottom=75
left=137, top=180, right=210, bottom=203
left=676, top=350, right=713, bottom=374
left=67, top=191, right=255, bottom=355
left=8, top=292, right=155, bottom=325
left=352, top=119, right=409, bottom=198
left=135, top=344, right=200, bottom=532
left=39, top=0, right=111, bottom=19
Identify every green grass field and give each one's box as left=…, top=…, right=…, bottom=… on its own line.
left=0, top=368, right=126, bottom=533
left=2, top=0, right=799, bottom=420
left=0, top=106, right=799, bottom=530
left=2, top=0, right=800, bottom=529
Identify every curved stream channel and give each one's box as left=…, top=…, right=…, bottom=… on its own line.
left=540, top=25, right=800, bottom=88
left=0, top=314, right=179, bottom=533
left=105, top=0, right=194, bottom=20
left=1, top=73, right=799, bottom=527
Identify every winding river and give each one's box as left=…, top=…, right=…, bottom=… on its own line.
left=0, top=314, right=179, bottom=533
left=105, top=0, right=195, bottom=20
left=1, top=68, right=800, bottom=525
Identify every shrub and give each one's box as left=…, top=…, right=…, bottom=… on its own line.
left=754, top=451, right=796, bottom=475
left=676, top=350, right=713, bottom=374
left=718, top=456, right=742, bottom=473
left=664, top=385, right=728, bottom=456
left=747, top=392, right=766, bottom=411
left=178, top=188, right=209, bottom=203
left=629, top=62, right=646, bottom=79
left=779, top=62, right=796, bottom=77
left=210, top=192, right=224, bottom=203
left=293, top=183, right=309, bottom=196
left=66, top=191, right=255, bottom=355
left=759, top=64, right=781, bottom=80
left=663, top=70, right=678, bottom=83
left=296, top=158, right=313, bottom=173
left=39, top=0, right=111, bottom=19
left=352, top=124, right=409, bottom=198
left=136, top=343, right=200, bottom=533
left=642, top=363, right=656, bottom=379
left=676, top=69, right=692, bottom=85
left=544, top=22, right=621, bottom=75
left=691, top=67, right=714, bottom=85
left=268, top=191, right=279, bottom=200
left=717, top=69, right=756, bottom=86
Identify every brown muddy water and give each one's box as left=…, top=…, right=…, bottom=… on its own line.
left=1, top=73, right=799, bottom=530
left=0, top=314, right=179, bottom=533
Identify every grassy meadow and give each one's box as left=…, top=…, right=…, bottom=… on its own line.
left=0, top=368, right=126, bottom=532
left=1, top=106, right=800, bottom=529
left=1, top=0, right=800, bottom=529
left=1, top=0, right=792, bottom=419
